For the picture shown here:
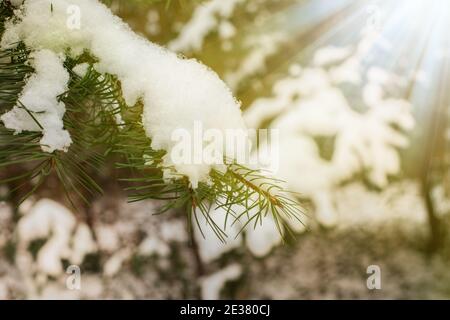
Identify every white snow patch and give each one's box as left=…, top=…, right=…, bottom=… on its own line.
left=194, top=204, right=243, bottom=263
left=71, top=224, right=97, bottom=265
left=432, top=185, right=450, bottom=217
left=335, top=181, right=427, bottom=228
left=218, top=21, right=236, bottom=39
left=244, top=214, right=282, bottom=257
left=17, top=199, right=75, bottom=276
left=72, top=63, right=89, bottom=78
left=160, top=220, right=188, bottom=243
left=200, top=264, right=242, bottom=299
left=138, top=236, right=170, bottom=257
left=103, top=249, right=131, bottom=277
left=0, top=49, right=71, bottom=153
left=95, top=224, right=120, bottom=253
left=168, top=0, right=243, bottom=52
left=195, top=201, right=305, bottom=260
left=0, top=201, right=12, bottom=248
left=244, top=34, right=414, bottom=227
left=16, top=199, right=97, bottom=279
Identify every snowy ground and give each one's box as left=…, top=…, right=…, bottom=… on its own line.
left=1, top=181, right=449, bottom=300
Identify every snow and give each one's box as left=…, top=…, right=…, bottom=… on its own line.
left=244, top=34, right=414, bottom=227
left=72, top=63, right=89, bottom=78
left=194, top=201, right=306, bottom=260
left=17, top=199, right=75, bottom=246
left=432, top=185, right=450, bottom=217
left=244, top=215, right=283, bottom=257
left=334, top=181, right=427, bottom=228
left=2, top=0, right=247, bottom=187
left=160, top=220, right=188, bottom=243
left=328, top=29, right=392, bottom=85
left=95, top=225, right=120, bottom=253
left=71, top=224, right=97, bottom=265
left=103, top=249, right=131, bottom=277
left=0, top=49, right=72, bottom=153
left=168, top=0, right=243, bottom=52
left=138, top=236, right=170, bottom=257
left=0, top=201, right=12, bottom=248
left=218, top=21, right=236, bottom=39
left=16, top=199, right=95, bottom=276
left=200, top=264, right=242, bottom=299
left=9, top=0, right=23, bottom=7
left=265, top=82, right=413, bottom=225
left=225, top=32, right=286, bottom=89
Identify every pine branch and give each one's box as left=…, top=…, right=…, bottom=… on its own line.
left=0, top=0, right=306, bottom=241
left=0, top=51, right=123, bottom=206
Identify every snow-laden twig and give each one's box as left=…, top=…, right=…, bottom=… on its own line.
left=1, top=0, right=247, bottom=187
left=1, top=50, right=71, bottom=152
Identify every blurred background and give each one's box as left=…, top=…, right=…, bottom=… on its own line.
left=1, top=0, right=450, bottom=299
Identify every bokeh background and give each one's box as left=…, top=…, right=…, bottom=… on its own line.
left=1, top=0, right=450, bottom=299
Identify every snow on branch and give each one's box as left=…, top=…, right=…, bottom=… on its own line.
left=1, top=49, right=72, bottom=153
left=1, top=0, right=246, bottom=187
